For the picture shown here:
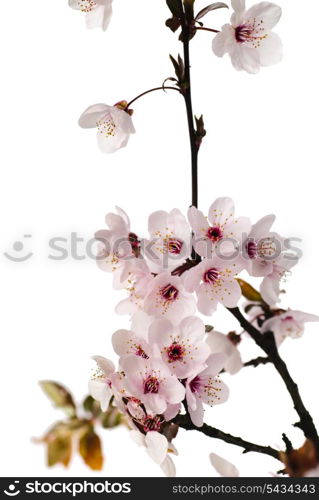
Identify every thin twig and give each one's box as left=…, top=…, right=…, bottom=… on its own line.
left=173, top=414, right=281, bottom=460
left=228, top=307, right=319, bottom=455
left=196, top=26, right=220, bottom=33
left=125, top=86, right=180, bottom=109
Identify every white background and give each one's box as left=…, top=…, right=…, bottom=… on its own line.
left=1, top=0, right=319, bottom=478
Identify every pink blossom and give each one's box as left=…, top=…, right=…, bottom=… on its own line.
left=143, top=209, right=190, bottom=272
left=69, top=0, right=113, bottom=31
left=95, top=207, right=141, bottom=288
left=212, top=0, right=282, bottom=74
left=261, top=310, right=319, bottom=346
left=121, top=355, right=185, bottom=415
left=183, top=257, right=243, bottom=315
left=188, top=197, right=251, bottom=259
left=148, top=316, right=211, bottom=378
left=112, top=328, right=151, bottom=361
left=79, top=102, right=135, bottom=153
left=143, top=272, right=196, bottom=323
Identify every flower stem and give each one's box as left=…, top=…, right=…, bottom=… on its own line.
left=180, top=6, right=199, bottom=210
left=196, top=26, right=220, bottom=33
left=125, top=86, right=180, bottom=109
left=173, top=414, right=281, bottom=460
left=228, top=307, right=319, bottom=455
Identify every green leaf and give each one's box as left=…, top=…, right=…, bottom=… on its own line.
left=82, top=395, right=101, bottom=417
left=237, top=279, right=263, bottom=302
left=40, top=381, right=76, bottom=417
left=196, top=2, right=229, bottom=20
left=79, top=429, right=103, bottom=471
left=101, top=407, right=123, bottom=429
left=47, top=433, right=72, bottom=468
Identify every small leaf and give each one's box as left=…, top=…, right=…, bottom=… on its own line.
left=196, top=2, right=229, bottom=20
left=101, top=407, right=123, bottom=429
left=83, top=395, right=101, bottom=417
left=166, top=16, right=181, bottom=32
left=183, top=0, right=195, bottom=18
left=79, top=429, right=103, bottom=471
left=40, top=381, right=76, bottom=417
left=169, top=54, right=185, bottom=83
left=166, top=0, right=182, bottom=17
left=47, top=433, right=72, bottom=468
left=237, top=279, right=263, bottom=302
left=205, top=325, right=214, bottom=333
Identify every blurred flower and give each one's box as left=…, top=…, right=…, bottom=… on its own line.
left=69, top=0, right=113, bottom=31
left=130, top=430, right=177, bottom=477
left=209, top=452, right=239, bottom=477
left=88, top=356, right=115, bottom=411
left=212, top=0, right=282, bottom=73
left=79, top=102, right=135, bottom=153
left=261, top=310, right=319, bottom=346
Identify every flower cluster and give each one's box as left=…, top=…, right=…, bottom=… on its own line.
left=88, top=198, right=318, bottom=475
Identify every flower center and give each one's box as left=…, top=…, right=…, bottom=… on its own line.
left=207, top=226, right=223, bottom=242
left=167, top=238, right=183, bottom=255
left=246, top=240, right=258, bottom=259
left=189, top=376, right=202, bottom=394
left=257, top=238, right=277, bottom=259
left=235, top=19, right=267, bottom=47
left=77, top=0, right=97, bottom=12
left=134, top=345, right=149, bottom=359
left=160, top=284, right=179, bottom=302
left=142, top=415, right=163, bottom=433
left=203, top=268, right=220, bottom=284
left=97, top=116, right=116, bottom=138
left=143, top=376, right=160, bottom=394
left=167, top=342, right=185, bottom=362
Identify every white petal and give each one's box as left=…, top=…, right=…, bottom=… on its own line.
left=230, top=45, right=260, bottom=74
left=130, top=430, right=146, bottom=447
left=79, top=103, right=109, bottom=128
left=145, top=432, right=168, bottom=465
left=259, top=32, right=283, bottom=67
left=161, top=455, right=176, bottom=477
left=189, top=401, right=205, bottom=427
left=208, top=197, right=235, bottom=227
left=209, top=452, right=239, bottom=477
left=92, top=355, right=115, bottom=376
left=88, top=379, right=112, bottom=411
left=245, top=2, right=282, bottom=30
left=212, top=25, right=235, bottom=57
left=97, top=128, right=129, bottom=154
left=231, top=0, right=246, bottom=14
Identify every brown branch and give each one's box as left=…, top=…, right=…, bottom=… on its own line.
left=228, top=307, right=319, bottom=456
left=244, top=356, right=270, bottom=368
left=173, top=414, right=281, bottom=460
